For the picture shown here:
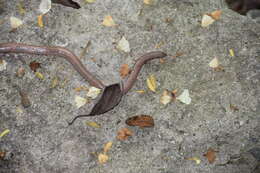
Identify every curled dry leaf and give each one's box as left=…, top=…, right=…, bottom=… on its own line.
left=10, top=16, right=23, bottom=29
left=209, top=10, right=222, bottom=20
left=160, top=90, right=172, bottom=105
left=19, top=90, right=31, bottom=108
left=98, top=153, right=109, bottom=164
left=0, top=129, right=10, bottom=138
left=117, top=128, right=133, bottom=140
left=0, top=151, right=6, bottom=160
left=204, top=148, right=216, bottom=164
left=119, top=64, right=131, bottom=78
left=117, top=36, right=130, bottom=53
left=102, top=15, right=116, bottom=27
left=146, top=74, right=157, bottom=92
left=0, top=59, right=7, bottom=72
left=126, top=115, right=154, bottom=128
left=103, top=142, right=113, bottom=153
left=29, top=61, right=41, bottom=72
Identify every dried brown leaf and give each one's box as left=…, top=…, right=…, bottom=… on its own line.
left=126, top=115, right=154, bottom=127
left=29, top=61, right=41, bottom=72
left=119, top=64, right=131, bottom=78
left=19, top=90, right=31, bottom=108
left=117, top=128, right=133, bottom=140
left=103, top=142, right=113, bottom=153
left=204, top=148, right=216, bottom=164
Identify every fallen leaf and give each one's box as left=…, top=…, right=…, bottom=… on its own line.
left=85, top=0, right=96, bottom=3
left=119, top=64, right=131, bottom=78
left=177, top=89, right=191, bottom=105
left=209, top=57, right=219, bottom=68
left=51, top=0, right=80, bottom=9
left=0, top=59, right=7, bottom=71
left=204, top=148, right=216, bottom=164
left=38, top=15, right=44, bottom=27
left=117, top=128, right=133, bottom=140
left=126, top=115, right=154, bottom=128
left=98, top=153, right=109, bottom=164
left=10, top=16, right=23, bottom=29
left=136, top=90, right=146, bottom=94
left=19, top=90, right=31, bottom=108
left=159, top=58, right=165, bottom=64
left=0, top=129, right=10, bottom=138
left=117, top=36, right=130, bottom=53
left=146, top=75, right=157, bottom=92
left=74, top=95, right=87, bottom=108
left=187, top=157, right=201, bottom=164
left=201, top=14, right=215, bottom=27
left=103, top=142, right=113, bottom=153
left=0, top=151, right=6, bottom=160
left=86, top=87, right=101, bottom=99
left=144, top=0, right=153, bottom=5
left=86, top=121, right=101, bottom=128
left=39, top=0, right=52, bottom=14
left=29, top=61, right=41, bottom=72
left=160, top=90, right=172, bottom=105
left=172, top=52, right=184, bottom=59
left=229, top=49, right=235, bottom=57
left=16, top=67, right=25, bottom=77
left=102, top=15, right=116, bottom=27
left=35, top=72, right=44, bottom=80
left=17, top=1, right=26, bottom=15
left=50, top=77, right=59, bottom=88
left=209, top=10, right=222, bottom=20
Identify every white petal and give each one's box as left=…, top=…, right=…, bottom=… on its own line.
left=10, top=17, right=23, bottom=29
left=117, top=36, right=130, bottom=53
left=0, top=60, right=7, bottom=71
left=209, top=57, right=219, bottom=68
left=86, top=87, right=101, bottom=99
left=39, top=0, right=52, bottom=14
left=177, top=89, right=191, bottom=105
left=75, top=96, right=87, bottom=108
left=201, top=14, right=215, bottom=27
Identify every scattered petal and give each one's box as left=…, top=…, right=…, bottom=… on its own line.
left=103, top=142, right=113, bottom=153
left=102, top=15, right=116, bottom=27
left=209, top=57, right=219, bottom=68
left=229, top=49, right=235, bottom=57
left=126, top=115, right=154, bottom=128
left=177, top=89, right=191, bottom=105
left=85, top=0, right=96, bottom=3
left=0, top=59, right=7, bottom=72
left=160, top=90, right=172, bottom=105
left=187, top=157, right=201, bottom=164
left=35, top=72, right=44, bottom=80
left=50, top=77, right=59, bottom=88
left=201, top=14, right=215, bottom=27
left=144, top=0, right=153, bottom=5
left=204, top=148, right=217, bottom=164
left=146, top=75, right=157, bottom=92
left=86, top=121, right=101, bottom=128
left=86, top=87, right=101, bottom=99
left=39, top=0, right=52, bottom=14
left=209, top=10, right=222, bottom=20
left=119, top=64, right=131, bottom=78
left=38, top=15, right=44, bottom=27
left=117, top=36, right=130, bottom=53
left=10, top=16, right=23, bottom=29
left=74, top=95, right=87, bottom=108
left=29, top=61, right=41, bottom=72
left=117, top=128, right=133, bottom=140
left=98, top=153, right=109, bottom=164
left=0, top=129, right=10, bottom=138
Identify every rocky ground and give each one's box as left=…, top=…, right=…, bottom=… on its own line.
left=0, top=0, right=259, bottom=173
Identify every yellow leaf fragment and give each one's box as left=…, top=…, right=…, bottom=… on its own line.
left=201, top=14, right=215, bottom=27
left=187, top=157, right=201, bottom=164
left=85, top=0, right=96, bottom=3
left=98, top=153, right=109, bottom=164
left=103, top=142, right=113, bottom=153
left=50, top=77, right=59, bottom=88
left=136, top=90, right=146, bottom=94
left=229, top=49, right=235, bottom=57
left=35, top=72, right=44, bottom=80
left=10, top=16, right=23, bottom=29
left=74, top=96, right=87, bottom=108
left=86, top=121, right=101, bottom=128
left=102, top=15, right=116, bottom=27
left=38, top=15, right=44, bottom=28
left=144, top=0, right=153, bottom=5
left=0, top=129, right=10, bottom=138
left=86, top=87, right=101, bottom=99
left=146, top=75, right=157, bottom=92
left=209, top=57, right=219, bottom=68
left=160, top=90, right=172, bottom=105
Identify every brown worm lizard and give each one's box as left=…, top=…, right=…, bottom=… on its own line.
left=0, top=42, right=167, bottom=124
